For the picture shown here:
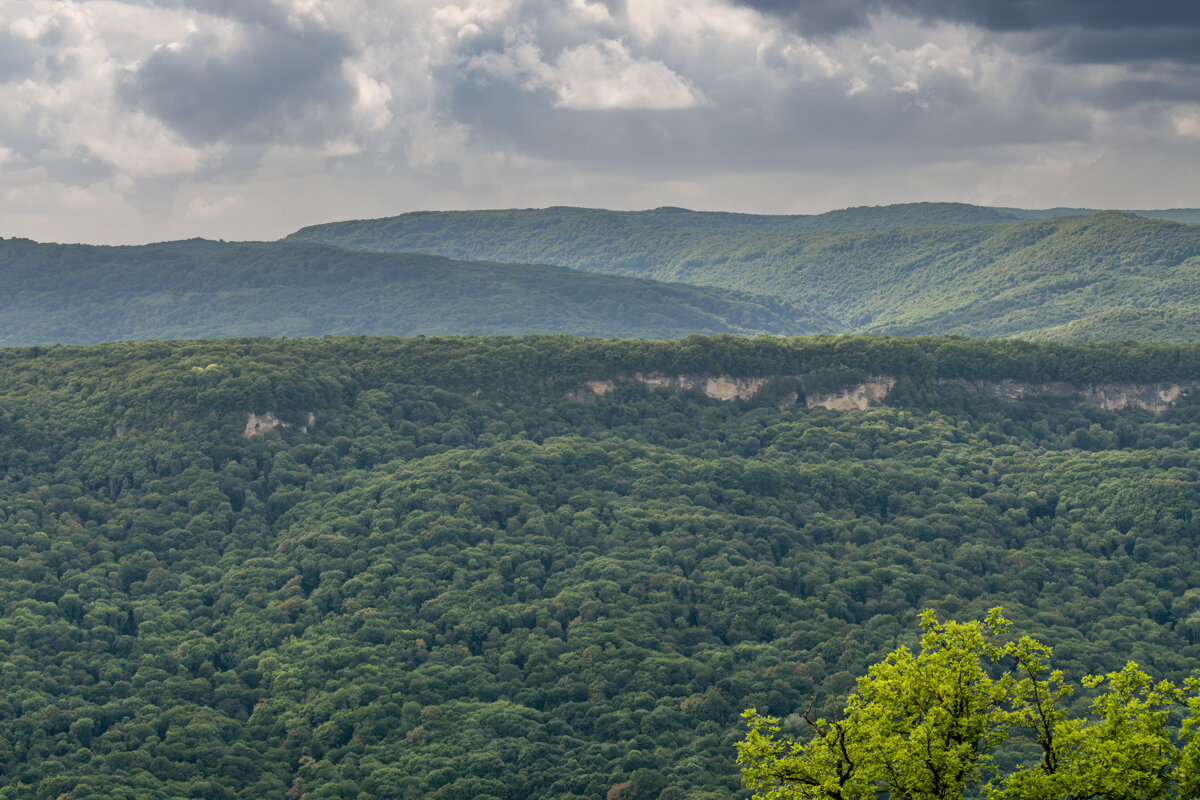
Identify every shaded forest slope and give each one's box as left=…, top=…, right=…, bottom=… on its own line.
left=0, top=238, right=826, bottom=345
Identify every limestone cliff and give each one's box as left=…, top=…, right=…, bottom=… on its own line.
left=805, top=378, right=897, bottom=411
left=244, top=411, right=316, bottom=438
left=942, top=379, right=1200, bottom=414
left=569, top=374, right=1198, bottom=415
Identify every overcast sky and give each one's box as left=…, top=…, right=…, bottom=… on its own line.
left=2, top=0, right=1199, bottom=244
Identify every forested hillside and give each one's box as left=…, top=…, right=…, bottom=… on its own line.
left=1033, top=306, right=1200, bottom=343
left=9, top=205, right=1200, bottom=346
left=4, top=334, right=1200, bottom=799
left=287, top=208, right=1200, bottom=341
left=0, top=238, right=824, bottom=345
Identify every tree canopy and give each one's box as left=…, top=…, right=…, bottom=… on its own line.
left=2, top=334, right=1200, bottom=797
left=739, top=609, right=1200, bottom=800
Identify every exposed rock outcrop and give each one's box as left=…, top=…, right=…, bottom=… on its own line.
left=570, top=373, right=779, bottom=403
left=806, top=378, right=897, bottom=411
left=245, top=412, right=286, bottom=437
left=634, top=373, right=769, bottom=401
left=942, top=379, right=1200, bottom=414
left=244, top=411, right=316, bottom=438
left=569, top=374, right=1199, bottom=415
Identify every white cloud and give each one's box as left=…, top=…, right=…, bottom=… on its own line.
left=2, top=1, right=214, bottom=180
left=186, top=193, right=239, bottom=219
left=1171, top=106, right=1200, bottom=141
left=470, top=29, right=707, bottom=110
left=552, top=39, right=706, bottom=110
left=1, top=0, right=1200, bottom=244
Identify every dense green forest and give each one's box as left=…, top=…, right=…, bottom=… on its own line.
left=4, top=334, right=1200, bottom=799
left=0, top=238, right=823, bottom=345
left=287, top=207, right=1200, bottom=341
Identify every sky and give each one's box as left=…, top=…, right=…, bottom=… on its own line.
left=2, top=0, right=1199, bottom=244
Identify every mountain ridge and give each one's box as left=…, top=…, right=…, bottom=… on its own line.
left=285, top=208, right=1200, bottom=341
left=0, top=237, right=832, bottom=345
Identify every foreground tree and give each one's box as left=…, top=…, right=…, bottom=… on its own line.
left=738, top=609, right=1200, bottom=800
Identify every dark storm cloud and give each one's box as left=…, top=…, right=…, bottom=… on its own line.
left=449, top=64, right=1090, bottom=176
left=736, top=0, right=1200, bottom=36
left=121, top=12, right=357, bottom=144
left=1034, top=27, right=1200, bottom=65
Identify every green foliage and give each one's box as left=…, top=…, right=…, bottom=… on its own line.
left=286, top=207, right=1200, bottom=340
left=1033, top=305, right=1200, bottom=343
left=9, top=204, right=1200, bottom=345
left=0, top=238, right=824, bottom=345
left=1, top=334, right=1200, bottom=798
left=739, top=612, right=1200, bottom=800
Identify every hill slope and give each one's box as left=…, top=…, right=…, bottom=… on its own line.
left=1032, top=306, right=1200, bottom=342
left=0, top=238, right=830, bottom=344
left=3, top=335, right=1200, bottom=799
left=286, top=209, right=1200, bottom=340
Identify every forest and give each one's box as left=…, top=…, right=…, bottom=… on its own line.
left=0, top=237, right=819, bottom=346
left=3, top=334, right=1200, bottom=799
left=7, top=204, right=1200, bottom=347
left=286, top=206, right=1200, bottom=341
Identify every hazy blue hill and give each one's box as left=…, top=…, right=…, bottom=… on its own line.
left=636, top=202, right=1025, bottom=231
left=9, top=202, right=1200, bottom=347
left=1000, top=207, right=1200, bottom=224
left=286, top=202, right=1025, bottom=250
left=1136, top=208, right=1200, bottom=225
left=284, top=208, right=1200, bottom=340
left=285, top=203, right=1200, bottom=255
left=0, top=237, right=833, bottom=344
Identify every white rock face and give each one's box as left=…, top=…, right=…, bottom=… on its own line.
left=570, top=374, right=774, bottom=402
left=244, top=412, right=287, bottom=438
left=585, top=380, right=616, bottom=397
left=632, top=373, right=769, bottom=401
left=568, top=373, right=1199, bottom=414
left=806, top=377, right=897, bottom=411
left=941, top=379, right=1200, bottom=414
left=243, top=411, right=317, bottom=437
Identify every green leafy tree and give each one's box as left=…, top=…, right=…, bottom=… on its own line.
left=997, top=662, right=1194, bottom=800
left=739, top=609, right=1200, bottom=800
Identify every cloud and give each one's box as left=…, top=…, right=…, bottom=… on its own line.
left=120, top=5, right=357, bottom=144
left=186, top=193, right=239, bottom=219
left=468, top=28, right=707, bottom=110
left=2, top=0, right=1200, bottom=245
left=2, top=2, right=213, bottom=180
left=731, top=0, right=1200, bottom=36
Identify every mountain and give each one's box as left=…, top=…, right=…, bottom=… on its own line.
left=1001, top=206, right=1200, bottom=225
left=6, top=202, right=1200, bottom=347
left=285, top=209, right=1200, bottom=340
left=0, top=237, right=830, bottom=344
left=3, top=334, right=1200, bottom=799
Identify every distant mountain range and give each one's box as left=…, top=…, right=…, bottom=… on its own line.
left=0, top=237, right=827, bottom=345
left=5, top=202, right=1200, bottom=345
left=287, top=205, right=1200, bottom=341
